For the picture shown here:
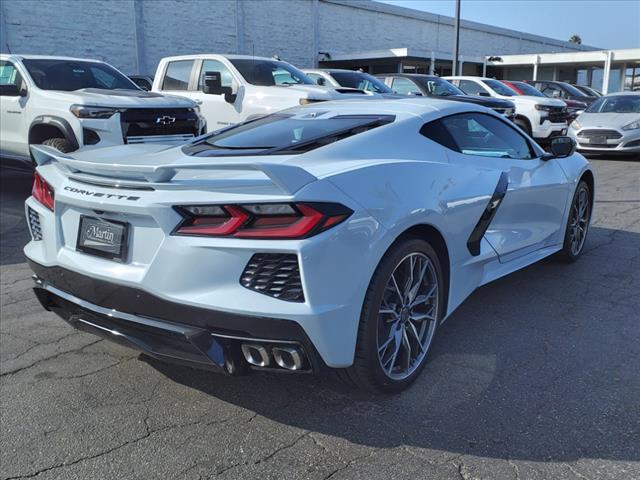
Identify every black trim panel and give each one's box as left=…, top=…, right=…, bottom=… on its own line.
left=27, top=260, right=325, bottom=371
left=467, top=172, right=509, bottom=256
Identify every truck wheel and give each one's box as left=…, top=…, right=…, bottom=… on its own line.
left=40, top=137, right=74, bottom=153
left=514, top=118, right=532, bottom=136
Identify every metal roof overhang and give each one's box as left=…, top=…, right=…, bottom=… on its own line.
left=486, top=48, right=640, bottom=67
left=325, top=47, right=485, bottom=64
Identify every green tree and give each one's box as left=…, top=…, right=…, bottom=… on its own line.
left=569, top=34, right=582, bottom=45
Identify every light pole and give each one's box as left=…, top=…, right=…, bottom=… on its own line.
left=452, top=0, right=461, bottom=76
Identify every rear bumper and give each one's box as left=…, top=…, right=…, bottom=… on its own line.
left=30, top=260, right=325, bottom=374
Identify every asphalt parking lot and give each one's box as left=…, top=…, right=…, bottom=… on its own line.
left=1, top=158, right=639, bottom=480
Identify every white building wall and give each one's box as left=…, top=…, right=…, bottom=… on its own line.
left=0, top=0, right=596, bottom=76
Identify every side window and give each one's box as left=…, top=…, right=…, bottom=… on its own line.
left=542, top=85, right=562, bottom=98
left=197, top=59, right=234, bottom=90
left=421, top=113, right=535, bottom=160
left=161, top=60, right=194, bottom=91
left=0, top=61, right=24, bottom=88
left=305, top=72, right=324, bottom=85
left=391, top=77, right=421, bottom=95
left=457, top=80, right=487, bottom=95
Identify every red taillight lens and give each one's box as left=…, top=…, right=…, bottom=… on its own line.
left=173, top=203, right=352, bottom=239
left=32, top=172, right=55, bottom=211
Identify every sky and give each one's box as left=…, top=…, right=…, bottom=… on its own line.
left=376, top=0, right=640, bottom=49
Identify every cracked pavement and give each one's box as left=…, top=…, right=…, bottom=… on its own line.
left=1, top=158, right=639, bottom=480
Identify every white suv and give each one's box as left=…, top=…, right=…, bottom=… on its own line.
left=153, top=54, right=377, bottom=130
left=0, top=55, right=205, bottom=166
left=445, top=76, right=569, bottom=141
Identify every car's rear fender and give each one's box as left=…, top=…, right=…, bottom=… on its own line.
left=327, top=160, right=507, bottom=318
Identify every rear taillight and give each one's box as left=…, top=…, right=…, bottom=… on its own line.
left=32, top=172, right=55, bottom=211
left=173, top=202, right=352, bottom=239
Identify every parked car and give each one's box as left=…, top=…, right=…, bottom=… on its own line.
left=152, top=55, right=377, bottom=131
left=572, top=84, right=602, bottom=97
left=26, top=98, right=592, bottom=392
left=446, top=76, right=568, bottom=141
left=302, top=68, right=393, bottom=94
left=375, top=73, right=515, bottom=120
left=0, top=55, right=205, bottom=166
left=526, top=80, right=597, bottom=105
left=128, top=75, right=154, bottom=91
left=568, top=92, right=640, bottom=157
left=501, top=80, right=586, bottom=121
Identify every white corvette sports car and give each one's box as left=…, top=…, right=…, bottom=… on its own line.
left=25, top=99, right=594, bottom=392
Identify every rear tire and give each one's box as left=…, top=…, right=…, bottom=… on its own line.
left=557, top=180, right=591, bottom=262
left=338, top=236, right=445, bottom=393
left=40, top=137, right=74, bottom=153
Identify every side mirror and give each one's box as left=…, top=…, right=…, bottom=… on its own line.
left=542, top=136, right=576, bottom=160
left=316, top=77, right=326, bottom=86
left=478, top=91, right=491, bottom=97
left=202, top=71, right=226, bottom=95
left=0, top=84, right=24, bottom=97
left=202, top=71, right=236, bottom=103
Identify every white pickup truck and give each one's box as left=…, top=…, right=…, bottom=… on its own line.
left=0, top=55, right=205, bottom=166
left=445, top=76, right=569, bottom=142
left=152, top=54, right=377, bottom=130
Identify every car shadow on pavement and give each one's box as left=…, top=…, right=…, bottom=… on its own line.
left=146, top=225, right=640, bottom=463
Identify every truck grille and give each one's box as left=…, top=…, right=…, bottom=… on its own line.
left=28, top=207, right=42, bottom=241
left=546, top=106, right=569, bottom=123
left=240, top=254, right=304, bottom=302
left=120, top=108, right=199, bottom=143
left=578, top=129, right=622, bottom=139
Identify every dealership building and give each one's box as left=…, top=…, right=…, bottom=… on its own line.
left=1, top=0, right=638, bottom=92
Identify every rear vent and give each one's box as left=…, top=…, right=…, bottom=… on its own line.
left=28, top=207, right=42, bottom=241
left=240, top=254, right=304, bottom=302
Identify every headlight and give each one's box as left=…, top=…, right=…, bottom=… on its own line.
left=190, top=105, right=201, bottom=115
left=70, top=105, right=122, bottom=119
left=534, top=104, right=552, bottom=112
left=570, top=119, right=581, bottom=130
left=622, top=120, right=640, bottom=131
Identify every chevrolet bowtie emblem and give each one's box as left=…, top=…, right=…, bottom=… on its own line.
left=156, top=116, right=176, bottom=125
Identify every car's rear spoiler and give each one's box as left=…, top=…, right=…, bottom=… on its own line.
left=31, top=145, right=317, bottom=195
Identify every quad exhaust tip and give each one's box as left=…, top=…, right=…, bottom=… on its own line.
left=241, top=344, right=270, bottom=367
left=240, top=343, right=306, bottom=371
left=272, top=346, right=304, bottom=371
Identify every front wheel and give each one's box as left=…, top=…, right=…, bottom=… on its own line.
left=558, top=180, right=591, bottom=262
left=338, top=237, right=445, bottom=393
left=40, top=137, right=74, bottom=153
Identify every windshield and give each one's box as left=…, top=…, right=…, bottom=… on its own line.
left=586, top=95, right=640, bottom=113
left=330, top=71, right=392, bottom=93
left=512, top=81, right=544, bottom=97
left=22, top=59, right=138, bottom=91
left=229, top=59, right=313, bottom=86
left=558, top=82, right=590, bottom=97
left=190, top=112, right=393, bottom=156
left=483, top=79, right=518, bottom=96
left=417, top=77, right=464, bottom=96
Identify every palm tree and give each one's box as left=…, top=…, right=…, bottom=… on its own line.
left=569, top=34, right=582, bottom=45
